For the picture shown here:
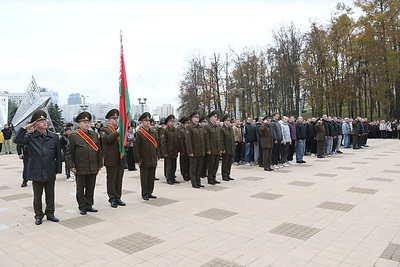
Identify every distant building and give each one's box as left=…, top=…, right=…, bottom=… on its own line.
left=60, top=103, right=118, bottom=123
left=8, top=92, right=24, bottom=104
left=67, top=93, right=82, bottom=105
left=39, top=87, right=59, bottom=105
left=153, top=104, right=174, bottom=120
left=132, top=104, right=150, bottom=121
left=0, top=95, right=9, bottom=127
left=6, top=87, right=58, bottom=105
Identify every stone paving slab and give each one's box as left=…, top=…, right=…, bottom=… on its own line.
left=1, top=139, right=400, bottom=266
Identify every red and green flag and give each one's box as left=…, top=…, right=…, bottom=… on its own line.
left=118, top=30, right=131, bottom=158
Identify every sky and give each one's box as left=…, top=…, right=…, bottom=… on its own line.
left=0, top=0, right=359, bottom=110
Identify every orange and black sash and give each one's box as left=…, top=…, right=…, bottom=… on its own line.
left=139, top=128, right=157, bottom=148
left=76, top=129, right=99, bottom=151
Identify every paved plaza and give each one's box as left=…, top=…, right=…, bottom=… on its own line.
left=1, top=139, right=400, bottom=266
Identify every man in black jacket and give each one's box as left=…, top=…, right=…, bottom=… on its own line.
left=295, top=117, right=307, bottom=163
left=2, top=123, right=13, bottom=154
left=14, top=110, right=62, bottom=225
left=17, top=123, right=35, bottom=187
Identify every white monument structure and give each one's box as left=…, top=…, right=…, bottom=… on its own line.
left=11, top=76, right=54, bottom=130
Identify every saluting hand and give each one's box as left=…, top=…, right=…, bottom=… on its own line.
left=23, top=121, right=36, bottom=130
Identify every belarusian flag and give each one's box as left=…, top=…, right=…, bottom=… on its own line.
left=118, top=30, right=131, bottom=158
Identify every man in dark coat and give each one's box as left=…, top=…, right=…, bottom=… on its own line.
left=134, top=112, right=159, bottom=200
left=295, top=117, right=307, bottom=163
left=270, top=113, right=283, bottom=168
left=259, top=116, right=274, bottom=171
left=220, top=115, right=235, bottom=181
left=185, top=111, right=206, bottom=189
left=352, top=117, right=361, bottom=149
left=315, top=118, right=326, bottom=158
left=59, top=123, right=74, bottom=181
left=67, top=112, right=103, bottom=215
left=2, top=123, right=13, bottom=154
left=161, top=114, right=180, bottom=185
left=14, top=110, right=62, bottom=225
left=100, top=109, right=127, bottom=208
left=17, top=123, right=35, bottom=187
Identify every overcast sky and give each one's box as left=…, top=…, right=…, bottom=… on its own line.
left=0, top=0, right=359, bottom=109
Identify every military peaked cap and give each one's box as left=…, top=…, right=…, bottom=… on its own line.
left=139, top=112, right=151, bottom=121
left=199, top=116, right=208, bottom=123
left=189, top=111, right=199, bottom=118
left=75, top=111, right=92, bottom=123
left=207, top=110, right=218, bottom=118
left=31, top=110, right=47, bottom=123
left=105, top=109, right=119, bottom=119
left=165, top=114, right=175, bottom=122
left=179, top=116, right=189, bottom=123
left=222, top=114, right=230, bottom=122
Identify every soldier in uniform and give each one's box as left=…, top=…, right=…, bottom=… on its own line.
left=315, top=118, right=326, bottom=158
left=66, top=112, right=103, bottom=215
left=178, top=116, right=190, bottom=181
left=220, top=115, right=235, bottom=181
left=14, top=110, right=62, bottom=225
left=100, top=109, right=127, bottom=208
left=134, top=112, right=159, bottom=200
left=199, top=116, right=208, bottom=179
left=161, top=114, right=180, bottom=185
left=259, top=116, right=274, bottom=171
left=352, top=117, right=361, bottom=149
left=185, top=111, right=206, bottom=189
left=204, top=110, right=222, bottom=185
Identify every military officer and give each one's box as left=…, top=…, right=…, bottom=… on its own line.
left=185, top=111, right=206, bottom=189
left=352, top=117, right=361, bottom=149
left=100, top=109, right=126, bottom=208
left=315, top=118, right=326, bottom=158
left=66, top=112, right=103, bottom=215
left=14, top=110, right=62, bottom=225
left=134, top=112, right=158, bottom=200
left=161, top=114, right=180, bottom=185
left=220, top=115, right=235, bottom=181
left=259, top=116, right=274, bottom=171
left=178, top=116, right=190, bottom=181
left=199, top=116, right=208, bottom=179
left=204, top=110, right=222, bottom=185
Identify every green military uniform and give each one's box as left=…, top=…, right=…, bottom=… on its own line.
left=178, top=117, right=190, bottom=181
left=315, top=120, right=326, bottom=158
left=185, top=112, right=206, bottom=188
left=199, top=116, right=209, bottom=179
left=259, top=118, right=274, bottom=171
left=66, top=112, right=103, bottom=213
left=100, top=109, right=127, bottom=208
left=134, top=112, right=159, bottom=200
left=161, top=115, right=180, bottom=185
left=352, top=120, right=360, bottom=149
left=204, top=110, right=222, bottom=185
left=220, top=115, right=235, bottom=181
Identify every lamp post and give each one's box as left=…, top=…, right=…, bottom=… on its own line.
left=80, top=95, right=89, bottom=111
left=230, top=88, right=244, bottom=120
left=138, top=97, right=147, bottom=114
